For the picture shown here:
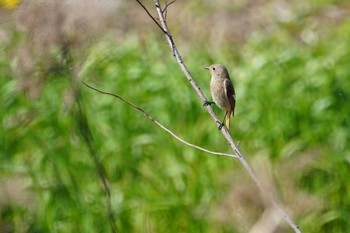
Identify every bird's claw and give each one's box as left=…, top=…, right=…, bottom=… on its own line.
left=203, top=100, right=214, bottom=107
left=216, top=121, right=225, bottom=130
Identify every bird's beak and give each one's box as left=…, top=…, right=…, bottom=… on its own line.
left=204, top=67, right=209, bottom=70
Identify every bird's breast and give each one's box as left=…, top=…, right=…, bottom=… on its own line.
left=210, top=77, right=230, bottom=110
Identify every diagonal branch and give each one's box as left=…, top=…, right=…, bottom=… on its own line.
left=134, top=0, right=166, bottom=34
left=136, top=1, right=302, bottom=233
left=82, top=81, right=237, bottom=159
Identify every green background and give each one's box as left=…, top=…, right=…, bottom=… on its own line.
left=1, top=0, right=350, bottom=232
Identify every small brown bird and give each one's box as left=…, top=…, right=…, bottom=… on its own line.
left=204, top=64, right=236, bottom=130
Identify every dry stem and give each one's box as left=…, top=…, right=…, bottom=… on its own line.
left=82, top=82, right=237, bottom=159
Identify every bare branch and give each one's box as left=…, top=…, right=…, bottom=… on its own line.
left=82, top=81, right=237, bottom=159
left=136, top=1, right=302, bottom=232
left=134, top=0, right=176, bottom=56
left=162, top=0, right=176, bottom=18
left=134, top=0, right=165, bottom=34
left=162, top=0, right=176, bottom=13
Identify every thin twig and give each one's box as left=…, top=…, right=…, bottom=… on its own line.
left=134, top=0, right=165, bottom=34
left=162, top=0, right=176, bottom=18
left=162, top=0, right=176, bottom=13
left=82, top=81, right=237, bottom=159
left=135, top=0, right=176, bottom=56
left=136, top=1, right=302, bottom=232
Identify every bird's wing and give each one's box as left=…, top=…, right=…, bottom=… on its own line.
left=224, top=79, right=236, bottom=115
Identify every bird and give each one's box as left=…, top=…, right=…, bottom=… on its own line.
left=204, top=64, right=236, bottom=130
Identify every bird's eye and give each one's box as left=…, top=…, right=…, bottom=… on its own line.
left=212, top=67, right=216, bottom=71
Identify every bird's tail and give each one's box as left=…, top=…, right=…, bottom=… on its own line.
left=225, top=110, right=231, bottom=130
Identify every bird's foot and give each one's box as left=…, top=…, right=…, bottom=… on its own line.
left=203, top=101, right=214, bottom=107
left=216, top=121, right=225, bottom=130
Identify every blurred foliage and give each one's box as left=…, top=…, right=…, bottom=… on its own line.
left=1, top=0, right=350, bottom=233
left=0, top=0, right=20, bottom=9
